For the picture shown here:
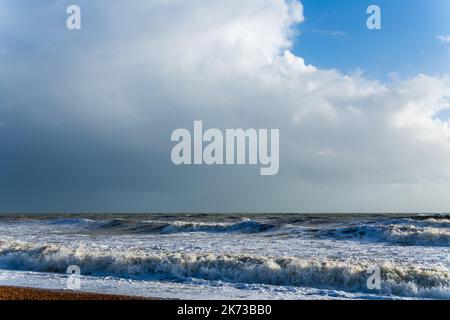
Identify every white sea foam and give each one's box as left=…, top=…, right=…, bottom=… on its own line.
left=0, top=239, right=448, bottom=299
left=0, top=214, right=448, bottom=299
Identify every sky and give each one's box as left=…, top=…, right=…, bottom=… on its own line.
left=297, top=0, right=450, bottom=79
left=1, top=0, right=450, bottom=213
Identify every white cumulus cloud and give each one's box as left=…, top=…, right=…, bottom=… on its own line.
left=1, top=0, right=450, bottom=212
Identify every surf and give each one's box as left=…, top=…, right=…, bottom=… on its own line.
left=0, top=239, right=448, bottom=299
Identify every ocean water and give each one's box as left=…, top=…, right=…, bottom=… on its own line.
left=0, top=214, right=448, bottom=300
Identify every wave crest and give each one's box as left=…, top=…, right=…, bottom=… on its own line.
left=322, top=224, right=450, bottom=246
left=50, top=218, right=276, bottom=235
left=160, top=220, right=274, bottom=234
left=0, top=240, right=448, bottom=299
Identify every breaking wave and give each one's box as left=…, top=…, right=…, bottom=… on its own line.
left=0, top=240, right=448, bottom=299
left=17, top=216, right=450, bottom=247
left=46, top=218, right=98, bottom=226
left=321, top=224, right=450, bottom=247
left=159, top=220, right=275, bottom=234
left=45, top=218, right=275, bottom=235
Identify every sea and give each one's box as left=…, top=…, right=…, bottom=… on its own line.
left=0, top=213, right=448, bottom=300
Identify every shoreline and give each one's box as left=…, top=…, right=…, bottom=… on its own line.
left=0, top=285, right=155, bottom=300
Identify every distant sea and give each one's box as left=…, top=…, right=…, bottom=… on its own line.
left=0, top=213, right=448, bottom=299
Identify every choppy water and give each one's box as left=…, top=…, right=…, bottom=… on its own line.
left=0, top=214, right=448, bottom=299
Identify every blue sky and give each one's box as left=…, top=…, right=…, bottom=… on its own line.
left=294, top=0, right=450, bottom=79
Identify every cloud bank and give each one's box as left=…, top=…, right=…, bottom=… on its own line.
left=1, top=0, right=450, bottom=213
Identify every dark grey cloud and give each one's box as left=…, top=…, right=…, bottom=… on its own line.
left=1, top=0, right=450, bottom=213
